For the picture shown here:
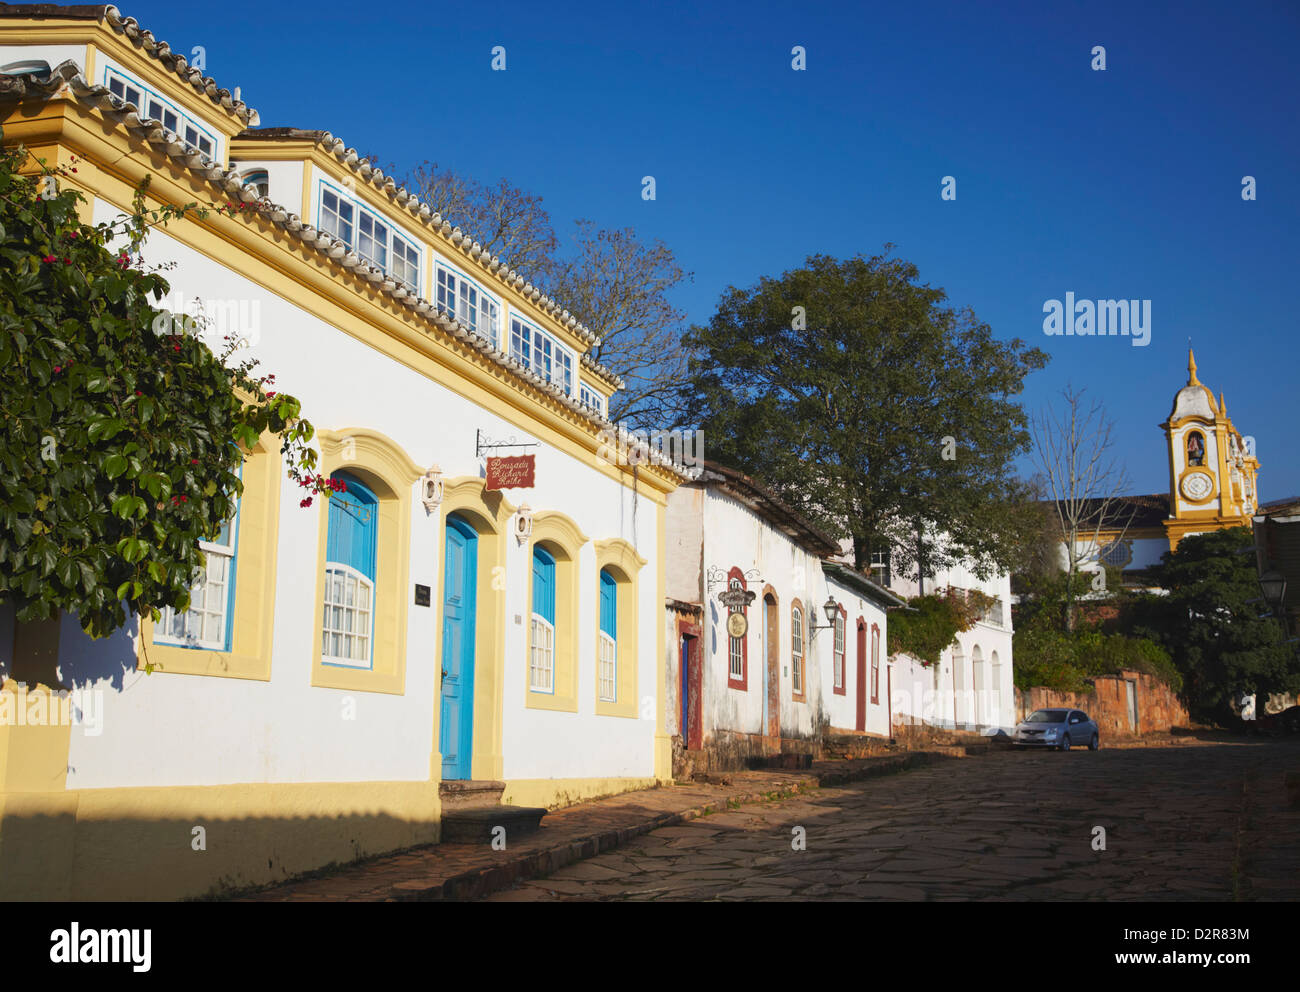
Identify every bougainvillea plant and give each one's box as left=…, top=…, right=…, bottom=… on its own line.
left=0, top=132, right=336, bottom=640
left=886, top=586, right=996, bottom=666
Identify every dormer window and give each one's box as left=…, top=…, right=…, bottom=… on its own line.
left=318, top=181, right=422, bottom=294
left=435, top=262, right=499, bottom=344
left=241, top=169, right=270, bottom=198
left=104, top=67, right=215, bottom=157
left=510, top=316, right=573, bottom=395
left=579, top=383, right=605, bottom=416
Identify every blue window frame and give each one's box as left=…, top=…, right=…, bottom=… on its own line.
left=510, top=316, right=574, bottom=395
left=317, top=180, right=422, bottom=294
left=579, top=383, right=605, bottom=415
left=103, top=66, right=216, bottom=157
left=530, top=546, right=556, bottom=692
left=156, top=499, right=239, bottom=652
left=599, top=569, right=617, bottom=702
left=435, top=262, right=500, bottom=344
left=322, top=472, right=377, bottom=669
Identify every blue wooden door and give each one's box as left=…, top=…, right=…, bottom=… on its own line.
left=440, top=515, right=477, bottom=780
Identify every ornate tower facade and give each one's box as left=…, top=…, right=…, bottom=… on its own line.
left=1160, top=350, right=1260, bottom=550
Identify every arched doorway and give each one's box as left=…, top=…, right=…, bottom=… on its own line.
left=970, top=645, right=984, bottom=729
left=763, top=590, right=780, bottom=744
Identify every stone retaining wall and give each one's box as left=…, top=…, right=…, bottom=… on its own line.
left=1015, top=670, right=1188, bottom=737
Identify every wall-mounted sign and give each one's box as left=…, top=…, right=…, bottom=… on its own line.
left=414, top=584, right=431, bottom=607
left=726, top=611, right=748, bottom=639
left=717, top=588, right=756, bottom=611
left=485, top=454, right=535, bottom=491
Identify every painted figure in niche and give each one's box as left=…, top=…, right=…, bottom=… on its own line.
left=1187, top=432, right=1205, bottom=467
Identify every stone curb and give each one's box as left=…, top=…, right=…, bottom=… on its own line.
left=386, top=749, right=961, bottom=902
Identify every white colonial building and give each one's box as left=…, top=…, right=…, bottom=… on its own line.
left=664, top=463, right=905, bottom=772
left=0, top=6, right=684, bottom=899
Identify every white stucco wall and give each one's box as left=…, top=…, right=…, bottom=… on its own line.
left=884, top=539, right=1015, bottom=732
left=45, top=198, right=662, bottom=790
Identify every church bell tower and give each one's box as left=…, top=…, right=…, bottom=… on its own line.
left=1160, top=350, right=1260, bottom=550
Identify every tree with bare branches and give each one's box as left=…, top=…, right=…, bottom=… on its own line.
left=548, top=220, right=692, bottom=427
left=405, top=160, right=559, bottom=284
left=396, top=163, right=693, bottom=427
left=1030, top=385, right=1140, bottom=630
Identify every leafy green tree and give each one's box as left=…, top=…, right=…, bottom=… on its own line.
left=681, top=249, right=1048, bottom=575
left=1135, top=527, right=1297, bottom=722
left=0, top=136, right=327, bottom=644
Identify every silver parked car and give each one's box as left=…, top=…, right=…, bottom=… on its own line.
left=1013, top=708, right=1099, bottom=751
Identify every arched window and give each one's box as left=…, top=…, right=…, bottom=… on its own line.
left=242, top=168, right=269, bottom=198
left=832, top=603, right=846, bottom=694
left=726, top=567, right=747, bottom=690
left=1187, top=431, right=1206, bottom=466
left=530, top=546, right=556, bottom=693
left=791, top=601, right=805, bottom=699
left=598, top=569, right=618, bottom=702
left=595, top=538, right=644, bottom=718
left=321, top=472, right=376, bottom=668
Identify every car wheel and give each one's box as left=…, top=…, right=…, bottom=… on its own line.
left=1089, top=733, right=1099, bottom=751
left=1060, top=735, right=1071, bottom=752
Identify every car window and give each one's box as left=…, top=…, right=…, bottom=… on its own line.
left=1026, top=710, right=1067, bottom=723
left=1069, top=713, right=1082, bottom=723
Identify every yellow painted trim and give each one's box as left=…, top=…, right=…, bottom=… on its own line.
left=309, top=429, right=420, bottom=695
left=0, top=778, right=440, bottom=901
left=653, top=502, right=671, bottom=781
left=139, top=437, right=282, bottom=681
left=594, top=539, right=645, bottom=718
left=501, top=776, right=657, bottom=812
left=0, top=681, right=72, bottom=793
left=435, top=476, right=513, bottom=782
left=81, top=30, right=249, bottom=142
left=527, top=512, right=587, bottom=713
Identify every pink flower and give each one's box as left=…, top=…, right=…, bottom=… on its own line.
left=300, top=496, right=313, bottom=508
left=42, top=254, right=56, bottom=263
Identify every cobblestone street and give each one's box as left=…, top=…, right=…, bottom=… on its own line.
left=485, top=739, right=1300, bottom=901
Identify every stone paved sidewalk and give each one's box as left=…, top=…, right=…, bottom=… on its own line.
left=235, top=749, right=974, bottom=902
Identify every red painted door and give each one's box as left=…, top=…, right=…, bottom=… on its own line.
left=855, top=618, right=867, bottom=732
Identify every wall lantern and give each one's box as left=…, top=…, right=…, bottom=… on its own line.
left=420, top=465, right=444, bottom=513
left=514, top=504, right=534, bottom=544
left=811, top=597, right=842, bottom=632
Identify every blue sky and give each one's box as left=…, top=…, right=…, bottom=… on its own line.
left=124, top=0, right=1298, bottom=499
